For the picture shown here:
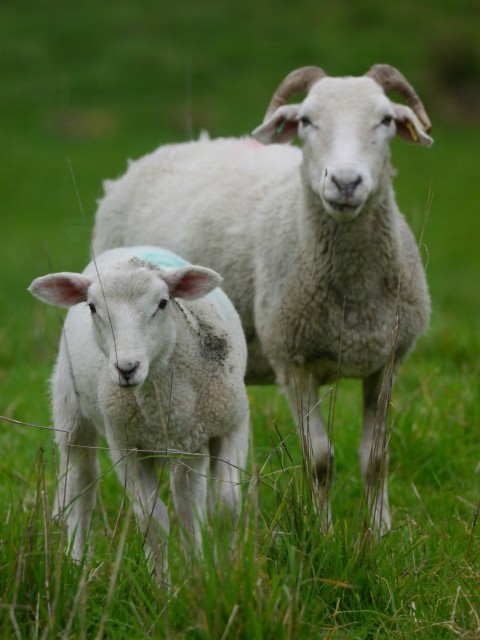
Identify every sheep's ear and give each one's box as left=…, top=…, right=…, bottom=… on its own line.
left=393, top=104, right=434, bottom=147
left=28, top=273, right=92, bottom=308
left=162, top=266, right=223, bottom=301
left=252, top=104, right=301, bottom=144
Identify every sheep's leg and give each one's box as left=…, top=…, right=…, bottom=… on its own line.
left=208, top=423, right=249, bottom=540
left=170, top=451, right=209, bottom=552
left=283, top=369, right=333, bottom=530
left=109, top=447, right=170, bottom=579
left=360, top=369, right=391, bottom=535
left=55, top=420, right=99, bottom=563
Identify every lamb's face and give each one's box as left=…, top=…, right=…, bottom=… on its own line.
left=29, top=254, right=223, bottom=390
left=298, top=78, right=395, bottom=222
left=87, top=266, right=176, bottom=388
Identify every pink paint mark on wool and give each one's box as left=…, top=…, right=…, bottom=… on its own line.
left=235, top=137, right=263, bottom=149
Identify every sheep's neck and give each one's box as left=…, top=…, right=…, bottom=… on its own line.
left=300, top=177, right=400, bottom=292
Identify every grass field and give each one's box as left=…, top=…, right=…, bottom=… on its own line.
left=1, top=1, right=479, bottom=638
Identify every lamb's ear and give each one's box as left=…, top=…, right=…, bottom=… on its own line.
left=393, top=104, right=434, bottom=147
left=252, top=104, right=301, bottom=144
left=162, top=266, right=223, bottom=300
left=28, top=273, right=92, bottom=308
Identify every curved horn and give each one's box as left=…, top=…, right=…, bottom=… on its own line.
left=365, top=64, right=432, bottom=133
left=264, top=66, right=328, bottom=120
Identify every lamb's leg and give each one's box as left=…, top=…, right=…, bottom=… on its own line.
left=55, top=420, right=99, bottom=563
left=360, top=369, right=391, bottom=535
left=110, top=447, right=170, bottom=579
left=208, top=422, right=249, bottom=535
left=283, top=368, right=333, bottom=530
left=170, top=451, right=209, bottom=552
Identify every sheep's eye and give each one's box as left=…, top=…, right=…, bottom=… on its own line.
left=158, top=298, right=168, bottom=310
left=381, top=115, right=394, bottom=126
left=299, top=116, right=312, bottom=127
left=88, top=303, right=96, bottom=314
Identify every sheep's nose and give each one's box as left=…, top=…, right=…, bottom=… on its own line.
left=331, top=175, right=362, bottom=198
left=115, top=360, right=140, bottom=382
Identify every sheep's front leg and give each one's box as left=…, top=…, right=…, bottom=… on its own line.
left=110, top=447, right=170, bottom=580
left=360, top=369, right=391, bottom=535
left=170, top=451, right=209, bottom=552
left=55, top=420, right=99, bottom=563
left=208, top=422, right=249, bottom=539
left=283, top=368, right=333, bottom=530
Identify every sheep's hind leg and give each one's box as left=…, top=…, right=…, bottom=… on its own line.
left=284, top=369, right=333, bottom=532
left=208, top=422, right=249, bottom=551
left=360, top=369, right=391, bottom=535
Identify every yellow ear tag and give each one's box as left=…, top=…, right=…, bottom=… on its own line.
left=406, top=121, right=419, bottom=142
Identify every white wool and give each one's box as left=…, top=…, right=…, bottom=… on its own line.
left=29, top=246, right=249, bottom=579
left=91, top=69, right=433, bottom=534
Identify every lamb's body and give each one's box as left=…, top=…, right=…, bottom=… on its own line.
left=62, top=247, right=246, bottom=452
left=30, top=246, right=249, bottom=578
left=92, top=66, right=433, bottom=532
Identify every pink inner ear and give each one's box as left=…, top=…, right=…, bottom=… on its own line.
left=54, top=278, right=89, bottom=305
left=255, top=118, right=298, bottom=144
left=172, top=271, right=209, bottom=298
left=274, top=119, right=298, bottom=143
left=35, top=275, right=90, bottom=306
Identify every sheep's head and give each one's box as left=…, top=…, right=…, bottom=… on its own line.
left=29, top=260, right=222, bottom=388
left=252, top=64, right=433, bottom=222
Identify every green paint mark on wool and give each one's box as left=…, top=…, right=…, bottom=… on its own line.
left=136, top=248, right=190, bottom=269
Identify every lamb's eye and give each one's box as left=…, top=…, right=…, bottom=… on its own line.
left=88, top=303, right=96, bottom=314
left=299, top=116, right=312, bottom=127
left=158, top=298, right=168, bottom=310
left=381, top=115, right=393, bottom=126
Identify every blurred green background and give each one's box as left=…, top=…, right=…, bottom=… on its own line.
left=1, top=0, right=479, bottom=462
left=1, top=2, right=480, bottom=635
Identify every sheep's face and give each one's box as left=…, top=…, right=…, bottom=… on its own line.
left=253, top=76, right=433, bottom=223
left=29, top=257, right=223, bottom=389
left=298, top=78, right=395, bottom=221
left=87, top=267, right=175, bottom=388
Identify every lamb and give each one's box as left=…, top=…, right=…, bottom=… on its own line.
left=28, top=246, right=249, bottom=578
left=92, top=64, right=433, bottom=533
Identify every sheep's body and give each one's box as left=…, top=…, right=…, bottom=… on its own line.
left=29, top=246, right=249, bottom=578
left=92, top=68, right=433, bottom=532
left=94, top=139, right=427, bottom=382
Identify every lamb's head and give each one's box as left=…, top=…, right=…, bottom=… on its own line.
left=29, top=259, right=222, bottom=388
left=252, top=64, right=433, bottom=222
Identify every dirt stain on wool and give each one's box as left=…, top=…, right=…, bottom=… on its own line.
left=197, top=318, right=229, bottom=366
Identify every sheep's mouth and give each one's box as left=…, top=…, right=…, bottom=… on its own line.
left=325, top=199, right=360, bottom=213
left=119, top=380, right=141, bottom=388
left=114, top=375, right=144, bottom=389
left=324, top=198, right=363, bottom=221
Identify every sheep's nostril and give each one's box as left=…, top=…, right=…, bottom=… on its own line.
left=115, top=361, right=140, bottom=381
left=332, top=175, right=362, bottom=198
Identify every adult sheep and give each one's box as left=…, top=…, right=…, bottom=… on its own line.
left=29, top=246, right=249, bottom=580
left=92, top=64, right=433, bottom=533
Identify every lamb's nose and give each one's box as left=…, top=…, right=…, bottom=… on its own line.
left=115, top=360, right=139, bottom=382
left=331, top=175, right=362, bottom=198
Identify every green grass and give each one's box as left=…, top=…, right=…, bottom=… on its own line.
left=1, top=1, right=480, bottom=637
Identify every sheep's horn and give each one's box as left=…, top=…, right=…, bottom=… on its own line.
left=264, top=66, right=328, bottom=120
left=365, top=64, right=432, bottom=133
